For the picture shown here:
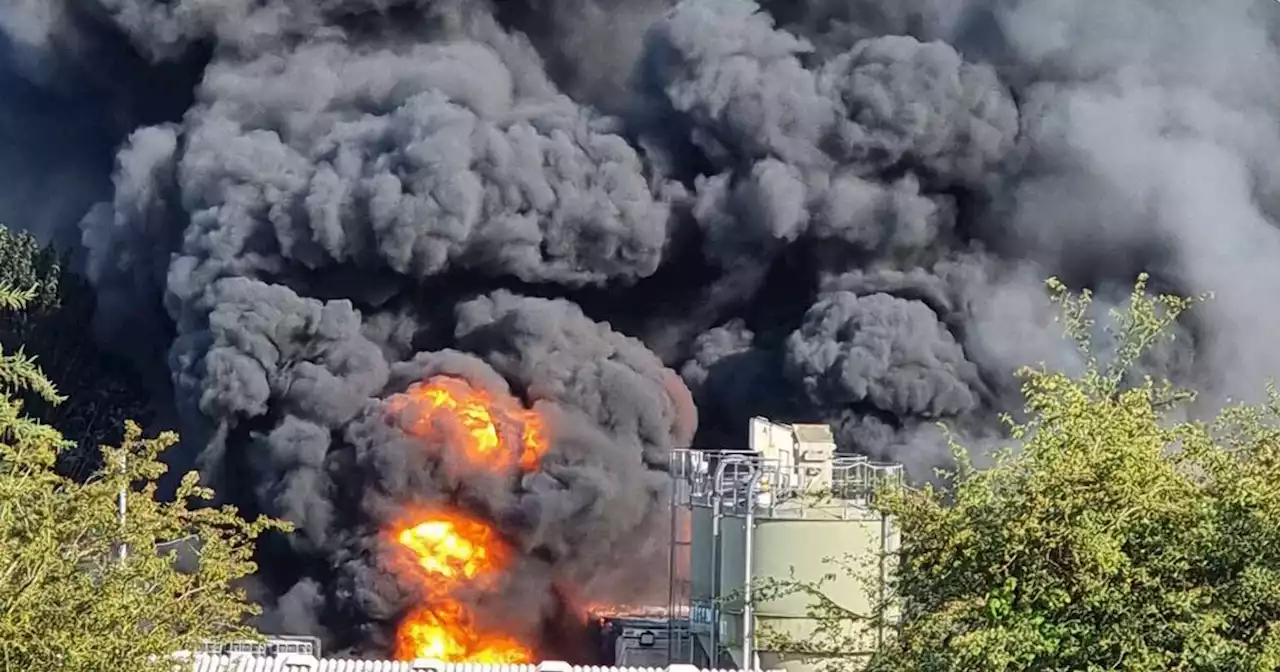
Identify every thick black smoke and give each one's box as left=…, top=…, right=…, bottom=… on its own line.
left=4, top=0, right=1280, bottom=658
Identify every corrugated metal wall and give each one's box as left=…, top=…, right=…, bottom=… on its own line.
left=186, top=655, right=780, bottom=672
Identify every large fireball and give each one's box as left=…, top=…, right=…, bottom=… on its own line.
left=385, top=376, right=551, bottom=662
left=389, top=509, right=533, bottom=663
left=397, top=601, right=533, bottom=663
left=396, top=515, right=502, bottom=581
left=386, top=376, right=549, bottom=471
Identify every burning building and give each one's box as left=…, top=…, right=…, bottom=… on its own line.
left=364, top=377, right=902, bottom=668
left=361, top=371, right=682, bottom=663
left=188, top=415, right=901, bottom=671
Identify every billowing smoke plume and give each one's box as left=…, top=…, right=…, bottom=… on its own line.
left=4, top=0, right=1280, bottom=658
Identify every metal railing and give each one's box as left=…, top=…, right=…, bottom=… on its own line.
left=194, top=636, right=321, bottom=658
left=664, top=448, right=904, bottom=666
left=668, top=449, right=903, bottom=514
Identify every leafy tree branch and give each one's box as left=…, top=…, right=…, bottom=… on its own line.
left=0, top=281, right=290, bottom=672
left=742, top=275, right=1280, bottom=671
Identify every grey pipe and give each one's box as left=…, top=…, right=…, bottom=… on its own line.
left=710, top=458, right=731, bottom=666
left=667, top=455, right=680, bottom=662
left=741, top=463, right=763, bottom=670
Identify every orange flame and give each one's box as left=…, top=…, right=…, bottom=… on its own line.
left=397, top=601, right=533, bottom=663
left=386, top=375, right=554, bottom=663
left=396, top=515, right=502, bottom=580
left=390, top=509, right=533, bottom=663
left=583, top=603, right=671, bottom=619
left=386, top=377, right=549, bottom=471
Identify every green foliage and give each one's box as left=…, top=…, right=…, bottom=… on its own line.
left=749, top=550, right=888, bottom=672
left=758, top=274, right=1280, bottom=671
left=0, top=229, right=60, bottom=317
left=0, top=226, right=152, bottom=478
left=0, top=283, right=290, bottom=672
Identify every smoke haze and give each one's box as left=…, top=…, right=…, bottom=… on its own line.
left=3, top=0, right=1280, bottom=657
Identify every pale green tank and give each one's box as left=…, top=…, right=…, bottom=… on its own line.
left=666, top=418, right=903, bottom=672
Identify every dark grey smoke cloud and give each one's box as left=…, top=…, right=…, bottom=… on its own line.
left=3, top=0, right=1280, bottom=658
left=784, top=291, right=980, bottom=417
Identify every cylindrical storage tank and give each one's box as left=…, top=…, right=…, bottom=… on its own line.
left=717, top=509, right=897, bottom=672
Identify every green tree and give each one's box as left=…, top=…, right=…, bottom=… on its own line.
left=0, top=226, right=152, bottom=478
left=0, top=282, right=289, bottom=671
left=757, top=275, right=1280, bottom=671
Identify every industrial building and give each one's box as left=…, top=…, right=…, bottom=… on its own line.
left=575, top=417, right=902, bottom=671
left=181, top=638, right=780, bottom=672
left=186, top=418, right=901, bottom=672
left=187, top=654, right=775, bottom=672
left=662, top=418, right=903, bottom=671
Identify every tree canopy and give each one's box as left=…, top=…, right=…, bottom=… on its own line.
left=0, top=282, right=288, bottom=671
left=760, top=275, right=1280, bottom=671
left=0, top=225, right=153, bottom=479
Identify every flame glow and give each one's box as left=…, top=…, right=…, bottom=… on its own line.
left=385, top=376, right=551, bottom=663
left=397, top=601, right=532, bottom=663
left=584, top=604, right=671, bottom=619
left=387, top=376, right=549, bottom=471
left=396, top=516, right=500, bottom=581
left=390, top=510, right=533, bottom=663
